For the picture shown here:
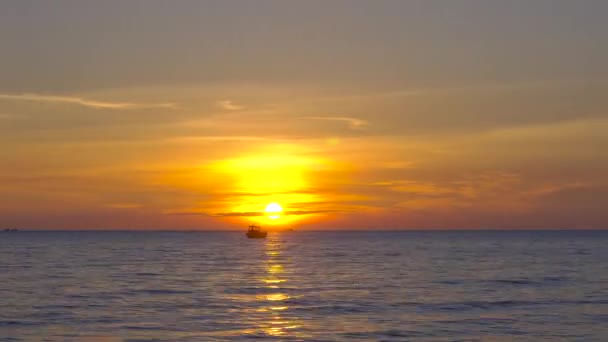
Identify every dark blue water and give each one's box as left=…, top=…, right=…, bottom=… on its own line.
left=1, top=231, right=607, bottom=341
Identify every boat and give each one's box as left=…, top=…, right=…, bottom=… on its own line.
left=246, top=224, right=267, bottom=239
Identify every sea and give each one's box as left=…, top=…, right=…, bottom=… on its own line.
left=1, top=230, right=607, bottom=341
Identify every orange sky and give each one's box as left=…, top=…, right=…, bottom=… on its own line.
left=1, top=1, right=607, bottom=229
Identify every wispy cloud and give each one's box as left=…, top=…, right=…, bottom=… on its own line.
left=0, top=93, right=177, bottom=110
left=304, top=116, right=368, bottom=129
left=224, top=211, right=335, bottom=217
left=170, top=209, right=336, bottom=217
left=285, top=209, right=338, bottom=215
left=216, top=100, right=244, bottom=111
left=300, top=79, right=599, bottom=105
left=167, top=135, right=290, bottom=143
left=213, top=211, right=264, bottom=217
left=0, top=113, right=20, bottom=119
left=165, top=212, right=212, bottom=216
left=525, top=181, right=593, bottom=198
left=105, top=203, right=143, bottom=209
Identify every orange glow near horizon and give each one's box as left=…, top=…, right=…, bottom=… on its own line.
left=207, top=146, right=332, bottom=227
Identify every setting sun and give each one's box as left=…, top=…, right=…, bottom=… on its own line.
left=265, top=202, right=283, bottom=220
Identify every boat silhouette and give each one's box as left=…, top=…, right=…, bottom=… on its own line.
left=246, top=224, right=267, bottom=239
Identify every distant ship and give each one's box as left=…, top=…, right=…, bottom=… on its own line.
left=3, top=228, right=18, bottom=232
left=246, top=224, right=267, bottom=239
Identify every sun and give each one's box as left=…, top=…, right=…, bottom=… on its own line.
left=265, top=202, right=283, bottom=220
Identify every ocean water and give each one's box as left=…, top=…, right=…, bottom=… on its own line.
left=1, top=231, right=607, bottom=341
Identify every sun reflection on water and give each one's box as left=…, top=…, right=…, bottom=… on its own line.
left=255, top=233, right=302, bottom=337
left=267, top=264, right=283, bottom=274
left=265, top=293, right=290, bottom=301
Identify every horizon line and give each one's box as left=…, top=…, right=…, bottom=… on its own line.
left=4, top=228, right=607, bottom=232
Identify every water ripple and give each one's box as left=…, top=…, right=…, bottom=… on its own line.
left=1, top=230, right=607, bottom=341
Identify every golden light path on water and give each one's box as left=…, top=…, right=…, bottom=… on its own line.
left=255, top=234, right=302, bottom=337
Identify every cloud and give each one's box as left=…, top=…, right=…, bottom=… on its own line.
left=212, top=189, right=319, bottom=197
left=172, top=209, right=337, bottom=217
left=213, top=211, right=264, bottom=217
left=304, top=116, right=368, bottom=129
left=105, top=203, right=143, bottom=209
left=284, top=209, right=338, bottom=215
left=168, top=135, right=290, bottom=143
left=305, top=79, right=601, bottom=104
left=216, top=100, right=244, bottom=111
left=525, top=181, right=592, bottom=198
left=0, top=93, right=177, bottom=110
left=165, top=212, right=212, bottom=216
left=0, top=113, right=20, bottom=119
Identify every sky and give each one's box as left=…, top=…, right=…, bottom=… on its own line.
left=1, top=0, right=607, bottom=230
